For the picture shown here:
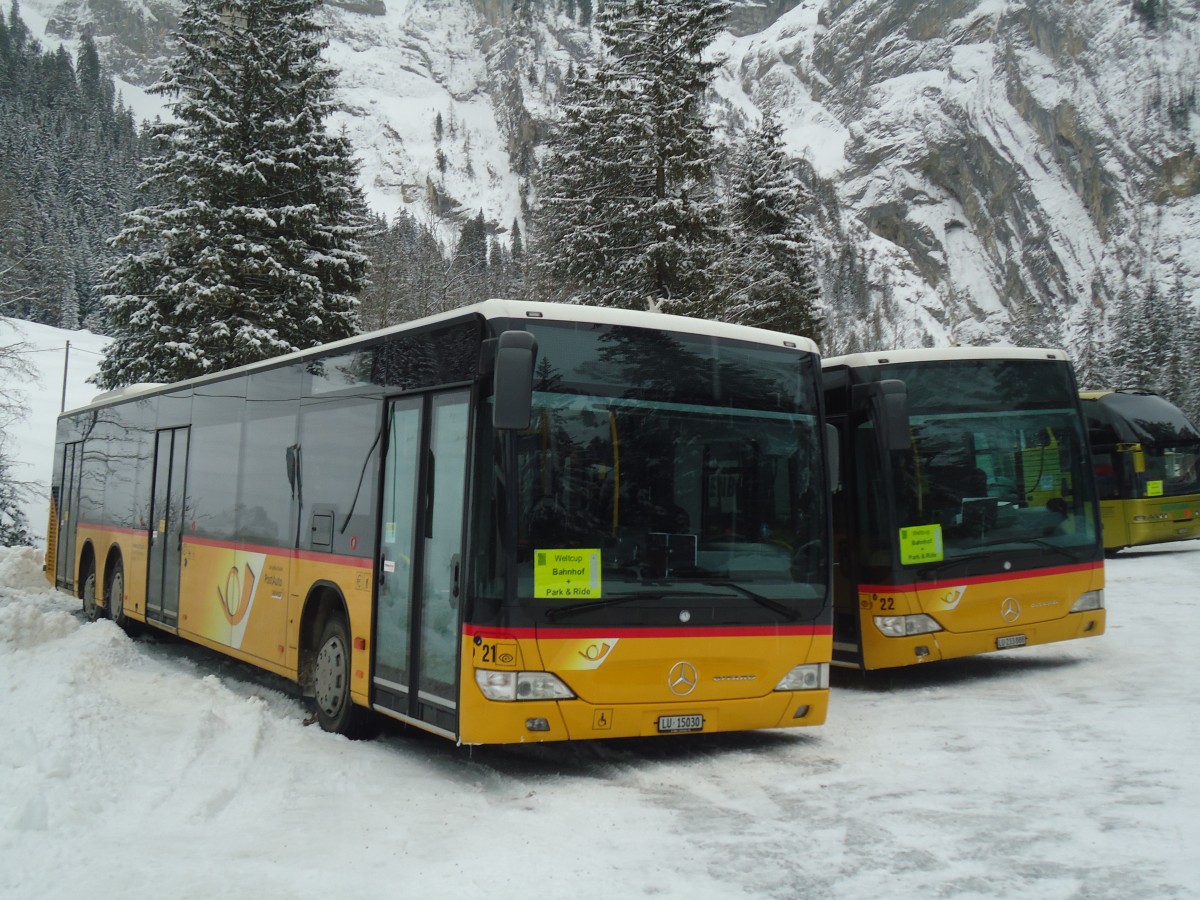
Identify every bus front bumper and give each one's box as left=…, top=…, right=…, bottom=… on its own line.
left=860, top=609, right=1106, bottom=671
left=457, top=688, right=829, bottom=744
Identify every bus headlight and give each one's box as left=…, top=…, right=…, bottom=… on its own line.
left=874, top=614, right=942, bottom=637
left=474, top=669, right=575, bottom=701
left=775, top=663, right=829, bottom=691
left=1070, top=590, right=1104, bottom=612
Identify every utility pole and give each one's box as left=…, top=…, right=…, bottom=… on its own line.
left=60, top=341, right=70, bottom=412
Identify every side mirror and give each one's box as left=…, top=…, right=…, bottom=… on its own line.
left=825, top=423, right=842, bottom=493
left=493, top=330, right=537, bottom=430
left=871, top=379, right=910, bottom=452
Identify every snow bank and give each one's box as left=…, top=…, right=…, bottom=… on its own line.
left=3, top=543, right=1200, bottom=899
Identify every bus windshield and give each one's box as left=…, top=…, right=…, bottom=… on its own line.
left=858, top=360, right=1099, bottom=572
left=476, top=321, right=828, bottom=627
left=1085, top=391, right=1200, bottom=500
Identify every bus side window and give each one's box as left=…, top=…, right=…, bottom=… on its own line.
left=1091, top=451, right=1120, bottom=500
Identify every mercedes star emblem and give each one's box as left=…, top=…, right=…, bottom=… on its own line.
left=668, top=661, right=698, bottom=696
left=1001, top=596, right=1021, bottom=623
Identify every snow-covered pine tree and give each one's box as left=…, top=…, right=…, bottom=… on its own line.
left=532, top=0, right=731, bottom=315
left=453, top=210, right=489, bottom=297
left=0, top=5, right=141, bottom=330
left=722, top=104, right=823, bottom=342
left=0, top=452, right=32, bottom=546
left=510, top=217, right=524, bottom=265
left=1071, top=300, right=1108, bottom=390
left=1160, top=271, right=1195, bottom=416
left=1108, top=282, right=1158, bottom=390
left=1009, top=294, right=1064, bottom=351
left=0, top=332, right=32, bottom=546
left=95, top=0, right=369, bottom=389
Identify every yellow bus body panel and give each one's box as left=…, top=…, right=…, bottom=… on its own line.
left=179, top=539, right=292, bottom=669
left=65, top=530, right=375, bottom=707
left=286, top=551, right=374, bottom=707
left=1100, top=496, right=1200, bottom=550
left=858, top=563, right=1105, bottom=670
left=73, top=525, right=150, bottom=620
left=45, top=495, right=58, bottom=587
left=177, top=539, right=375, bottom=706
left=65, top=527, right=830, bottom=743
left=458, top=630, right=832, bottom=744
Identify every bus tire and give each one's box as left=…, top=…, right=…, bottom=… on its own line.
left=312, top=615, right=374, bottom=738
left=106, top=558, right=129, bottom=631
left=81, top=563, right=100, bottom=623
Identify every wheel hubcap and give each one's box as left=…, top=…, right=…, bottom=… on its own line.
left=110, top=571, right=124, bottom=621
left=314, top=635, right=347, bottom=717
left=82, top=573, right=97, bottom=619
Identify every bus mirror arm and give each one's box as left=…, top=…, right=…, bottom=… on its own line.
left=493, top=331, right=538, bottom=430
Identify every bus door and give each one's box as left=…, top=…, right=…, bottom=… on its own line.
left=146, top=427, right=190, bottom=629
left=56, top=441, right=83, bottom=590
left=373, top=390, right=469, bottom=737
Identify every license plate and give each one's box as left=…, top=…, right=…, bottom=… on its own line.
left=996, top=634, right=1027, bottom=650
left=658, top=714, right=704, bottom=733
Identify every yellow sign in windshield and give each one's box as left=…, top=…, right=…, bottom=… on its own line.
left=534, top=549, right=602, bottom=599
left=899, top=525, right=944, bottom=565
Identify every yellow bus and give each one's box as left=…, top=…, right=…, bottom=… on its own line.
left=822, top=348, right=1105, bottom=671
left=45, top=300, right=834, bottom=743
left=1078, top=388, right=1200, bottom=553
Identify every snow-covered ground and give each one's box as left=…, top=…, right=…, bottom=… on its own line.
left=2, top=324, right=1199, bottom=899
left=3, top=542, right=1198, bottom=899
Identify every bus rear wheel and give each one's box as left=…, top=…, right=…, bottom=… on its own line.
left=107, top=559, right=128, bottom=630
left=312, top=616, right=374, bottom=738
left=81, top=565, right=99, bottom=622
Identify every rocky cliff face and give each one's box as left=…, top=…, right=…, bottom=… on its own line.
left=22, top=0, right=1200, bottom=353
left=731, top=0, right=1199, bottom=349
left=42, top=0, right=178, bottom=83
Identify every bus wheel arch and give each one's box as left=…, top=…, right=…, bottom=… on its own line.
left=298, top=584, right=375, bottom=738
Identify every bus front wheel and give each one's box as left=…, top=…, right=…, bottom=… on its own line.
left=312, top=616, right=374, bottom=738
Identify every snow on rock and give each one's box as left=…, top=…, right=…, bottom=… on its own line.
left=11, top=0, right=1200, bottom=363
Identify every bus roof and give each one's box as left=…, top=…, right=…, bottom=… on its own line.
left=1079, top=389, right=1200, bottom=443
left=65, top=299, right=820, bottom=416
left=822, top=346, right=1068, bottom=369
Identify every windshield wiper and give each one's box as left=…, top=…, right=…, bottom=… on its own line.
left=1009, top=537, right=1089, bottom=562
left=918, top=540, right=1088, bottom=578
left=702, top=581, right=798, bottom=621
left=916, top=550, right=999, bottom=578
left=544, top=591, right=659, bottom=622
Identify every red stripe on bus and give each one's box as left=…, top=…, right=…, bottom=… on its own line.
left=182, top=535, right=374, bottom=569
left=76, top=523, right=145, bottom=537
left=858, top=561, right=1102, bottom=594
left=74, top=522, right=372, bottom=568
left=462, top=624, right=832, bottom=640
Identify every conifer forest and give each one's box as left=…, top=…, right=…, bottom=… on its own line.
left=3, top=0, right=1200, bottom=546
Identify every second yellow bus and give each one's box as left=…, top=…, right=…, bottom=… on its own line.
left=822, top=348, right=1105, bottom=670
